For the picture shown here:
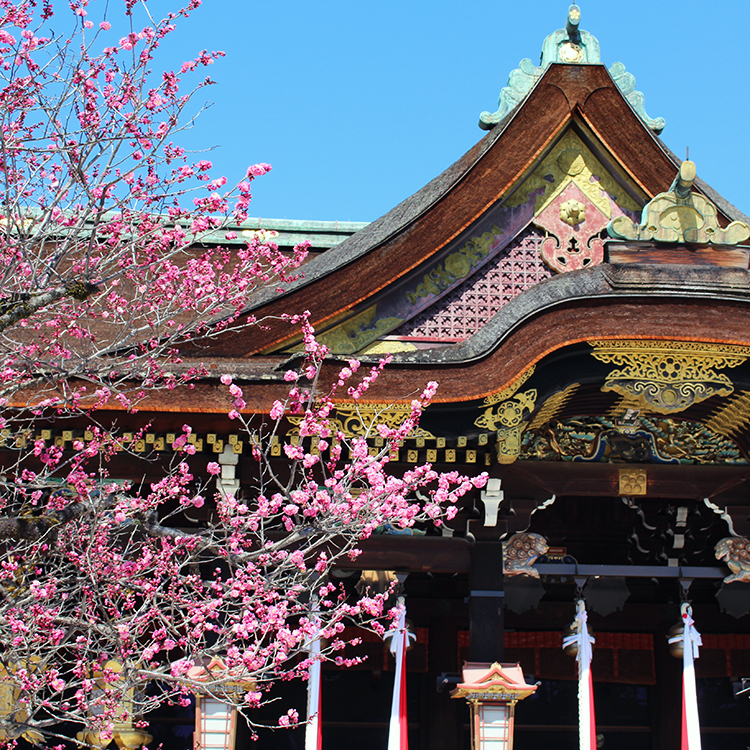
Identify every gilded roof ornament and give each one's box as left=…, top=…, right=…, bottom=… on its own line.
left=479, top=5, right=665, bottom=134
left=538, top=4, right=600, bottom=68
left=608, top=161, right=750, bottom=245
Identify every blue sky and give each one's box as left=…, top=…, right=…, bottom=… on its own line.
left=141, top=0, right=750, bottom=223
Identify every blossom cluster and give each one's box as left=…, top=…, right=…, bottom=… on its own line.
left=0, top=0, right=488, bottom=745
left=0, top=315, right=486, bottom=743
left=0, top=0, right=308, bottom=418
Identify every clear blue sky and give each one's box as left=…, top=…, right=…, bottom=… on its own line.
left=142, top=0, right=750, bottom=223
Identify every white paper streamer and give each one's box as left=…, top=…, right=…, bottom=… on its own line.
left=669, top=602, right=702, bottom=750
left=562, top=599, right=596, bottom=750
left=305, top=602, right=322, bottom=750
left=385, top=598, right=416, bottom=750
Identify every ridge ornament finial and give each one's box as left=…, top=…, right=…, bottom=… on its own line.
left=479, top=5, right=665, bottom=134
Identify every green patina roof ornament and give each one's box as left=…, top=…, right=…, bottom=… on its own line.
left=608, top=161, right=750, bottom=245
left=478, top=4, right=666, bottom=134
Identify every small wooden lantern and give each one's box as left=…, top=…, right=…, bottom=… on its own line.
left=187, top=657, right=255, bottom=750
left=194, top=695, right=239, bottom=750
left=451, top=662, right=537, bottom=750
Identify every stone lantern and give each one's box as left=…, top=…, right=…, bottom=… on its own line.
left=451, top=662, right=537, bottom=750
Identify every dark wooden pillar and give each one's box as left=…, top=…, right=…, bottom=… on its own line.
left=469, top=541, right=504, bottom=662
left=425, top=616, right=464, bottom=750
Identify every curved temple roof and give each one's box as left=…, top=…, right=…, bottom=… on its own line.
left=211, top=58, right=748, bottom=362
left=21, top=7, right=745, bottom=550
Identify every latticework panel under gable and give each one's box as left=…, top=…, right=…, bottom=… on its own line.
left=394, top=228, right=551, bottom=342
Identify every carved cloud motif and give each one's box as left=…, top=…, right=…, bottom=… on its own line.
left=715, top=537, right=750, bottom=584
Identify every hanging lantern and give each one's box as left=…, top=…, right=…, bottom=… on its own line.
left=0, top=660, right=43, bottom=745
left=187, top=657, right=255, bottom=750
left=113, top=728, right=154, bottom=750
left=451, top=662, right=537, bottom=750
left=194, top=696, right=239, bottom=750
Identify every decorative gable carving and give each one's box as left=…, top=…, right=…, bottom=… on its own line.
left=390, top=229, right=550, bottom=345
left=590, top=339, right=750, bottom=414
left=515, top=129, right=641, bottom=273
left=608, top=161, right=750, bottom=245
left=534, top=183, right=608, bottom=272
left=509, top=129, right=641, bottom=218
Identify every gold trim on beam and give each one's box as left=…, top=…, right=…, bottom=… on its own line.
left=590, top=340, right=750, bottom=415
left=705, top=391, right=750, bottom=438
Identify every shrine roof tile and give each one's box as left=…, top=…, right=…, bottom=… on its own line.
left=199, top=216, right=369, bottom=250
left=221, top=64, right=747, bottom=358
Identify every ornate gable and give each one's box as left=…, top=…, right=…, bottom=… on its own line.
left=310, top=123, right=646, bottom=354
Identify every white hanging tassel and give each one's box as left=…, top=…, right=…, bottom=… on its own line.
left=385, top=598, right=415, bottom=750
left=305, top=601, right=322, bottom=750
left=562, top=599, right=596, bottom=750
left=670, top=602, right=702, bottom=750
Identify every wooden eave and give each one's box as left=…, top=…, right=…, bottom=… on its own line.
left=195, top=63, right=741, bottom=358
left=91, top=279, right=750, bottom=414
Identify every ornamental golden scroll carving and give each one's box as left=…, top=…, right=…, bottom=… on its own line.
left=314, top=304, right=404, bottom=356
left=475, top=369, right=537, bottom=464
left=482, top=367, right=535, bottom=406
left=590, top=340, right=750, bottom=414
left=288, top=404, right=435, bottom=440
left=406, top=224, right=505, bottom=305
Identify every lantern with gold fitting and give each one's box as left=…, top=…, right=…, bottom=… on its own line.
left=75, top=660, right=152, bottom=750
left=451, top=662, right=537, bottom=750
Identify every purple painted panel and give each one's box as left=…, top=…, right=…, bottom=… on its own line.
left=393, top=228, right=550, bottom=342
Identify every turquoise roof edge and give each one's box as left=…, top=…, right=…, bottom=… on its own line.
left=200, top=217, right=370, bottom=249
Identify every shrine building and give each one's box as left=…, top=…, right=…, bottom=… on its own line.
left=66, top=6, right=750, bottom=749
